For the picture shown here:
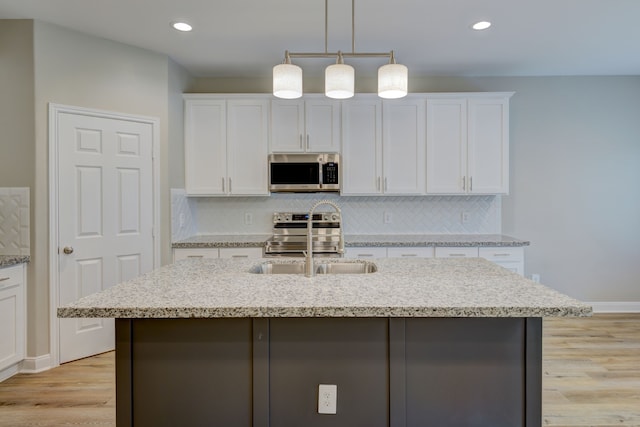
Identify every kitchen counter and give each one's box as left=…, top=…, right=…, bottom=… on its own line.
left=172, top=234, right=271, bottom=248
left=0, top=255, right=30, bottom=268
left=60, top=257, right=589, bottom=426
left=57, top=257, right=589, bottom=319
left=345, top=233, right=529, bottom=247
left=172, top=233, right=529, bottom=248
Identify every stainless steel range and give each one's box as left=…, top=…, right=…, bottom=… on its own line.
left=264, top=211, right=343, bottom=257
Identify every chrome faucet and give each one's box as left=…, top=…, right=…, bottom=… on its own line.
left=305, top=200, right=344, bottom=277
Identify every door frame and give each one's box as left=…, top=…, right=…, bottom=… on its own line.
left=48, top=103, right=160, bottom=368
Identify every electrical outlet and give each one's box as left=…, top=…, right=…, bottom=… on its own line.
left=383, top=212, right=392, bottom=224
left=318, top=384, right=337, bottom=414
left=531, top=274, right=541, bottom=283
left=461, top=212, right=470, bottom=224
left=244, top=212, right=253, bottom=225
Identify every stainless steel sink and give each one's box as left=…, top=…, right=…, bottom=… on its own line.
left=315, top=262, right=377, bottom=274
left=255, top=262, right=306, bottom=275
left=252, top=261, right=377, bottom=275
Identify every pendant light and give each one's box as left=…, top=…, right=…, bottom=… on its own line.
left=378, top=51, right=408, bottom=99
left=273, top=0, right=408, bottom=99
left=273, top=51, right=303, bottom=99
left=325, top=52, right=355, bottom=99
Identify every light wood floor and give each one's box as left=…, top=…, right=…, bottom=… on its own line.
left=1, top=314, right=639, bottom=427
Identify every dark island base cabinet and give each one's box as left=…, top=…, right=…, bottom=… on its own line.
left=115, top=317, right=542, bottom=427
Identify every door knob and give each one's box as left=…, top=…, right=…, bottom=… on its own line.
left=63, top=246, right=74, bottom=255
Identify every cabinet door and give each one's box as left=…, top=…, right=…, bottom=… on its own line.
left=479, top=247, right=524, bottom=276
left=270, top=100, right=304, bottom=152
left=467, top=97, right=509, bottom=194
left=0, top=265, right=25, bottom=371
left=383, top=99, right=426, bottom=194
left=387, top=247, right=434, bottom=258
left=305, top=98, right=341, bottom=152
left=227, top=99, right=270, bottom=195
left=426, top=98, right=467, bottom=194
left=218, top=247, right=264, bottom=259
left=184, top=99, right=227, bottom=195
left=344, top=247, right=388, bottom=259
left=434, top=247, right=479, bottom=258
left=341, top=98, right=383, bottom=195
left=173, top=248, right=220, bottom=261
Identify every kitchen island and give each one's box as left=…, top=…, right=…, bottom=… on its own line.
left=58, top=257, right=591, bottom=427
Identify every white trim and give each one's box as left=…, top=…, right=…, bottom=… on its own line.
left=48, top=103, right=161, bottom=369
left=20, top=354, right=53, bottom=374
left=0, top=363, right=21, bottom=382
left=590, top=301, right=640, bottom=314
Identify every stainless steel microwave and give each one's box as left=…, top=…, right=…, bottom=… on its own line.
left=269, top=153, right=340, bottom=193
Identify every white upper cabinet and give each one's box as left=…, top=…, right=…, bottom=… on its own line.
left=226, top=99, right=270, bottom=195
left=184, top=96, right=269, bottom=196
left=342, top=96, right=425, bottom=195
left=467, top=97, right=510, bottom=194
left=341, top=97, right=383, bottom=195
left=270, top=97, right=340, bottom=153
left=382, top=98, right=426, bottom=195
left=184, top=98, right=227, bottom=195
left=426, top=94, right=511, bottom=194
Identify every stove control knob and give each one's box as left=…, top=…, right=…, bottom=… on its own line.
left=331, top=214, right=339, bottom=221
left=275, top=214, right=281, bottom=222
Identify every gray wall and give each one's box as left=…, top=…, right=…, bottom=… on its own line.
left=0, top=19, right=192, bottom=359
left=188, top=76, right=640, bottom=304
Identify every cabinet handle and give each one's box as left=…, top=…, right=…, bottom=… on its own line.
left=306, top=134, right=310, bottom=150
left=470, top=176, right=473, bottom=192
left=299, top=134, right=303, bottom=149
left=358, top=254, right=374, bottom=257
left=0, top=277, right=10, bottom=282
left=222, top=177, right=225, bottom=192
left=401, top=254, right=417, bottom=257
left=449, top=254, right=466, bottom=257
left=229, top=177, right=232, bottom=193
left=462, top=176, right=466, bottom=191
left=187, top=255, right=204, bottom=258
left=384, top=177, right=388, bottom=192
left=232, top=255, right=249, bottom=258
left=493, top=253, right=511, bottom=257
left=377, top=177, right=381, bottom=191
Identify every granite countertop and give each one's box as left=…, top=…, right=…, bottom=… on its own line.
left=58, top=257, right=590, bottom=319
left=172, top=234, right=271, bottom=248
left=0, top=255, right=30, bottom=268
left=344, top=234, right=529, bottom=247
left=172, top=234, right=529, bottom=248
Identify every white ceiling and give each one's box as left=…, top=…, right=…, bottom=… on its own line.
left=1, top=0, right=639, bottom=79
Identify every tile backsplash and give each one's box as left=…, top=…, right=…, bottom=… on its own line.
left=172, top=189, right=501, bottom=240
left=0, top=187, right=30, bottom=255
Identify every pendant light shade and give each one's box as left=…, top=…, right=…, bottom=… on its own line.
left=377, top=53, right=408, bottom=99
left=325, top=52, right=355, bottom=99
left=275, top=0, right=409, bottom=99
left=273, top=56, right=303, bottom=99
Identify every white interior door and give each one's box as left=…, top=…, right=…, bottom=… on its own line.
left=57, top=111, right=155, bottom=364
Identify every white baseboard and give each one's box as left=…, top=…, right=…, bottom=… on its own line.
left=589, top=301, right=640, bottom=313
left=0, top=363, right=21, bottom=382
left=20, top=354, right=54, bottom=374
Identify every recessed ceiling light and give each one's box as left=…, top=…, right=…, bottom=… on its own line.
left=472, top=21, right=492, bottom=31
left=172, top=22, right=193, bottom=32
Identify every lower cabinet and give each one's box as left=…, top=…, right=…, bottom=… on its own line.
left=478, top=247, right=524, bottom=275
left=117, top=317, right=541, bottom=427
left=0, top=264, right=26, bottom=380
left=173, top=247, right=263, bottom=262
left=346, top=245, right=525, bottom=275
